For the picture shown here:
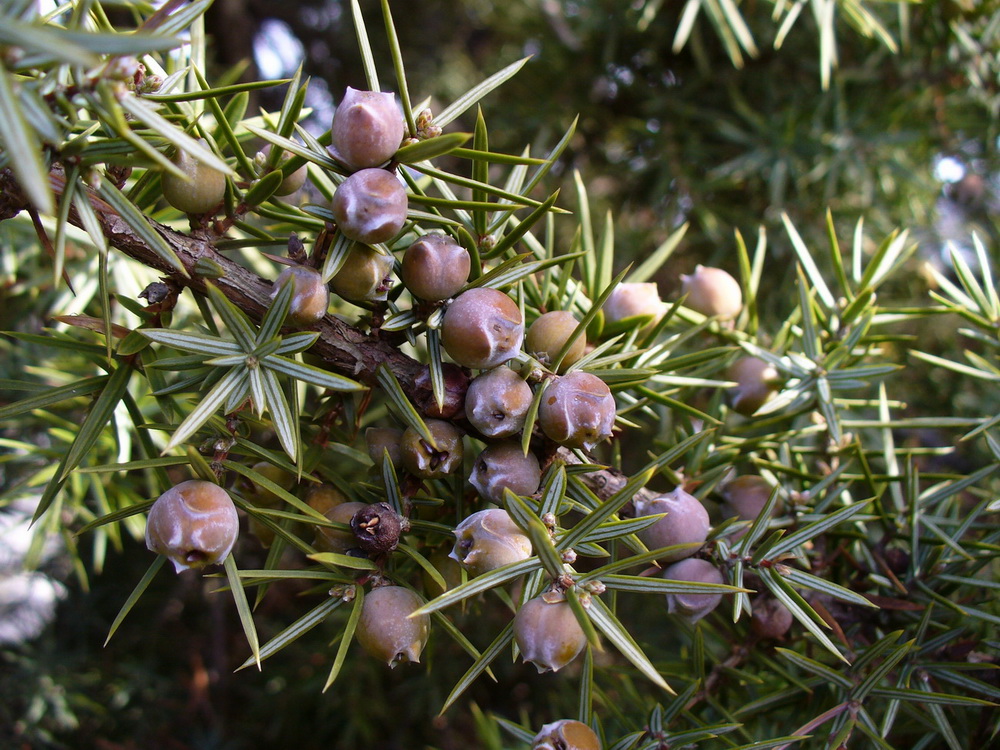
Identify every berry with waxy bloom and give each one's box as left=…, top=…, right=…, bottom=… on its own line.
left=469, top=441, right=541, bottom=504
left=399, top=420, right=464, bottom=479
left=727, top=356, right=780, bottom=416
left=331, top=168, right=407, bottom=245
left=680, top=265, right=742, bottom=320
left=720, top=475, right=782, bottom=520
left=537, top=371, right=615, bottom=451
left=450, top=509, right=532, bottom=577
left=272, top=265, right=329, bottom=326
left=751, top=596, right=793, bottom=639
left=525, top=311, right=586, bottom=371
left=161, top=140, right=226, bottom=215
left=314, top=501, right=367, bottom=553
left=401, top=233, right=471, bottom=301
left=465, top=366, right=533, bottom=438
left=330, top=87, right=404, bottom=170
left=356, top=585, right=430, bottom=667
left=514, top=591, right=588, bottom=673
left=533, top=720, right=602, bottom=750
left=328, top=243, right=393, bottom=302
left=145, top=480, right=239, bottom=573
left=441, top=287, right=524, bottom=370
left=662, top=557, right=725, bottom=623
left=365, top=426, right=404, bottom=469
left=633, top=487, right=711, bottom=562
left=603, top=282, right=667, bottom=328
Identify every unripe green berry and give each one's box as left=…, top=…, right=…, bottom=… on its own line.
left=514, top=592, right=588, bottom=673
left=161, top=140, right=226, bottom=215
left=533, top=720, right=602, bottom=750
left=538, top=371, right=615, bottom=451
left=680, top=265, right=742, bottom=320
left=305, top=483, right=347, bottom=515
left=633, top=487, right=710, bottom=562
left=244, top=461, right=296, bottom=508
left=314, top=501, right=367, bottom=553
left=525, top=311, right=586, bottom=372
left=274, top=162, right=308, bottom=196
left=727, top=356, right=780, bottom=416
left=450, top=509, right=532, bottom=577
left=662, top=557, right=725, bottom=623
left=330, top=87, right=404, bottom=170
left=331, top=168, right=407, bottom=245
left=399, top=419, right=464, bottom=478
left=356, top=585, right=429, bottom=668
left=604, top=282, right=666, bottom=328
left=469, top=441, right=541, bottom=504
left=145, top=480, right=239, bottom=573
left=465, top=367, right=533, bottom=438
left=365, top=426, right=404, bottom=469
left=401, top=233, right=471, bottom=301
left=273, top=265, right=329, bottom=326
left=441, top=288, right=524, bottom=370
left=329, top=243, right=393, bottom=302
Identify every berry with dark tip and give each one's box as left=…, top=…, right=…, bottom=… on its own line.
left=356, top=585, right=429, bottom=667
left=514, top=591, right=588, bottom=673
left=469, top=441, right=542, bottom=504
left=145, top=480, right=239, bottom=573
left=450, top=509, right=532, bottom=577
left=465, top=367, right=533, bottom=438
left=399, top=420, right=464, bottom=478
left=537, top=371, right=615, bottom=451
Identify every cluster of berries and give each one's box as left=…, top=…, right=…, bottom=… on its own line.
left=147, top=86, right=794, bottom=736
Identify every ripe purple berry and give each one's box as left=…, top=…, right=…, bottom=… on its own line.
left=450, top=509, right=532, bottom=577
left=680, top=265, right=742, bottom=320
left=273, top=265, right=329, bottom=326
left=662, top=557, right=725, bottom=623
left=465, top=367, right=533, bottom=438
left=537, top=371, right=615, bottom=451
left=525, top=311, right=586, bottom=372
left=401, top=233, right=471, bottom=301
left=633, top=487, right=711, bottom=562
left=331, top=168, right=408, bottom=245
left=604, top=282, right=667, bottom=328
left=330, top=87, right=404, bottom=170
left=145, top=480, right=239, bottom=573
left=514, top=591, right=588, bottom=673
left=441, top=288, right=524, bottom=370
left=533, top=720, right=602, bottom=750
left=399, top=420, right=464, bottom=479
left=751, top=596, right=793, bottom=639
left=469, top=441, right=542, bottom=504
left=329, top=243, right=394, bottom=303
left=356, top=585, right=430, bottom=667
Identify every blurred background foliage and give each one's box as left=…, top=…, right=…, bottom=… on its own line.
left=1, top=0, right=998, bottom=748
